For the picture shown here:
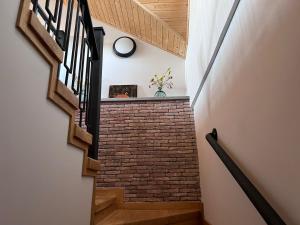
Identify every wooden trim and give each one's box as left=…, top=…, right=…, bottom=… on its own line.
left=123, top=202, right=203, bottom=210
left=87, top=158, right=101, bottom=171
left=56, top=81, right=79, bottom=109
left=16, top=1, right=100, bottom=224
left=96, top=188, right=124, bottom=208
left=186, top=0, right=190, bottom=43
left=74, top=124, right=93, bottom=145
left=29, top=12, right=64, bottom=62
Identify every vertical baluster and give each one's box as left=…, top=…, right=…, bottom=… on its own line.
left=63, top=0, right=75, bottom=86
left=70, top=8, right=81, bottom=94
left=64, top=0, right=75, bottom=48
left=85, top=55, right=92, bottom=127
left=45, top=0, right=59, bottom=32
left=32, top=0, right=39, bottom=14
left=55, top=0, right=64, bottom=81
left=31, top=0, right=56, bottom=33
left=76, top=4, right=86, bottom=95
left=83, top=41, right=90, bottom=126
left=45, top=0, right=59, bottom=21
left=56, top=0, right=63, bottom=32
left=55, top=0, right=64, bottom=53
left=78, top=23, right=86, bottom=127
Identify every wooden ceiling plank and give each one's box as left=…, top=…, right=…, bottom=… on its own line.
left=87, top=0, right=187, bottom=57
left=97, top=0, right=110, bottom=24
left=179, top=39, right=186, bottom=57
left=109, top=0, right=121, bottom=28
left=173, top=34, right=180, bottom=54
left=119, top=0, right=131, bottom=33
left=93, top=1, right=105, bottom=22
left=151, top=16, right=157, bottom=44
left=156, top=22, right=163, bottom=48
left=136, top=0, right=188, bottom=40
left=124, top=0, right=137, bottom=34
left=162, top=26, right=168, bottom=50
left=103, top=0, right=115, bottom=25
left=167, top=29, right=175, bottom=52
left=138, top=0, right=184, bottom=3
left=115, top=0, right=127, bottom=32
left=144, top=13, right=152, bottom=42
left=137, top=3, right=146, bottom=40
left=131, top=0, right=142, bottom=38
left=142, top=3, right=187, bottom=11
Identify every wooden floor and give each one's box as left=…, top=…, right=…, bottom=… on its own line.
left=94, top=188, right=203, bottom=225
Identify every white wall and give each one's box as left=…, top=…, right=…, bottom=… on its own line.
left=185, top=0, right=234, bottom=100
left=186, top=1, right=300, bottom=225
left=0, top=2, right=93, bottom=225
left=93, top=21, right=186, bottom=98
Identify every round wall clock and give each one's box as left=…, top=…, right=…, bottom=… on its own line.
left=113, top=36, right=137, bottom=58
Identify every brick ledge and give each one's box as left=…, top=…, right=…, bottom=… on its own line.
left=101, top=96, right=190, bottom=102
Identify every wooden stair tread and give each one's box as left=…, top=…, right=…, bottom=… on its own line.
left=95, top=194, right=117, bottom=213
left=97, top=209, right=201, bottom=225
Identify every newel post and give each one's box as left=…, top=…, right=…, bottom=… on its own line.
left=87, top=27, right=105, bottom=159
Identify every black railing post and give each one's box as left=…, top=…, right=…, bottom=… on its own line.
left=87, top=27, right=105, bottom=160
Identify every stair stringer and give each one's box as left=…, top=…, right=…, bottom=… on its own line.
left=16, top=1, right=100, bottom=224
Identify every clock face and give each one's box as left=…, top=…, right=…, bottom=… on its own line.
left=113, top=36, right=137, bottom=58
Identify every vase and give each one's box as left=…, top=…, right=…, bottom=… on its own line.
left=154, top=88, right=166, bottom=97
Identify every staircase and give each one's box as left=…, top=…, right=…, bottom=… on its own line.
left=94, top=188, right=203, bottom=225
left=94, top=99, right=203, bottom=224
left=16, top=1, right=203, bottom=224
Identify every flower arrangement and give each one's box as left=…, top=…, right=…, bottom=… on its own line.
left=149, top=68, right=174, bottom=92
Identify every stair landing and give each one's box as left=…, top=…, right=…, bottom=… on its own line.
left=94, top=188, right=203, bottom=225
left=98, top=209, right=201, bottom=225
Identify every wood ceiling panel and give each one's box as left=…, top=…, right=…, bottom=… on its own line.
left=136, top=0, right=188, bottom=39
left=87, top=0, right=187, bottom=57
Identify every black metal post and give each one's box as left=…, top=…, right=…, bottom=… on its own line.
left=87, top=27, right=105, bottom=160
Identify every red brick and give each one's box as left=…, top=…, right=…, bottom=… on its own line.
left=77, top=99, right=201, bottom=202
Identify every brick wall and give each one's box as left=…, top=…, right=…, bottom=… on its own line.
left=96, top=98, right=201, bottom=202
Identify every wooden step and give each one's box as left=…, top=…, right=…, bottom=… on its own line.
left=94, top=195, right=118, bottom=223
left=95, top=195, right=117, bottom=213
left=94, top=189, right=124, bottom=223
left=97, top=209, right=202, bottom=225
left=94, top=188, right=203, bottom=225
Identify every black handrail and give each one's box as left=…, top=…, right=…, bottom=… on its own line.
left=206, top=129, right=286, bottom=225
left=78, top=0, right=99, bottom=59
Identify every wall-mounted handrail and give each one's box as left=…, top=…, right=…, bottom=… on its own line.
left=206, top=129, right=286, bottom=225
